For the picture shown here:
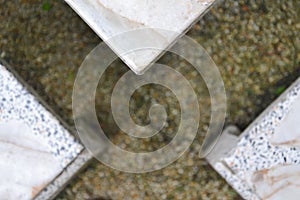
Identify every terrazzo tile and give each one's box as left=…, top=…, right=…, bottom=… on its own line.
left=0, top=63, right=84, bottom=199
left=208, top=78, right=300, bottom=200
left=64, top=0, right=215, bottom=74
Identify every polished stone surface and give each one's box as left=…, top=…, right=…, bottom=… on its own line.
left=253, top=92, right=300, bottom=199
left=0, top=120, right=63, bottom=199
left=208, top=78, right=300, bottom=200
left=0, top=64, right=83, bottom=199
left=65, top=0, right=215, bottom=74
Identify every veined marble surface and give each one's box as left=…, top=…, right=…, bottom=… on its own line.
left=0, top=120, right=63, bottom=199
left=0, top=64, right=83, bottom=199
left=208, top=78, right=300, bottom=200
left=65, top=0, right=215, bottom=74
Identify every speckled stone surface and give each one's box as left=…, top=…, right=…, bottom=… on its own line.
left=211, top=78, right=300, bottom=200
left=0, top=64, right=83, bottom=199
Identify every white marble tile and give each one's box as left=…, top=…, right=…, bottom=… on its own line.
left=249, top=91, right=300, bottom=199
left=253, top=164, right=300, bottom=200
left=0, top=120, right=63, bottom=199
left=208, top=78, right=300, bottom=200
left=0, top=64, right=83, bottom=199
left=271, top=94, right=300, bottom=148
left=65, top=0, right=215, bottom=74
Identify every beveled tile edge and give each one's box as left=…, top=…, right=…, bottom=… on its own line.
left=0, top=59, right=93, bottom=200
left=214, top=162, right=260, bottom=200
left=129, top=0, right=218, bottom=75
left=34, top=149, right=93, bottom=200
left=234, top=77, right=300, bottom=143
left=0, top=64, right=83, bottom=167
left=207, top=77, right=300, bottom=200
left=0, top=59, right=81, bottom=142
left=206, top=125, right=240, bottom=165
left=64, top=0, right=217, bottom=75
left=207, top=126, right=259, bottom=199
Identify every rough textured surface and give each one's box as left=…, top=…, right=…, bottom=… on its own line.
left=0, top=0, right=299, bottom=199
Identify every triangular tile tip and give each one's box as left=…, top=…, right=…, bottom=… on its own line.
left=65, top=0, right=216, bottom=74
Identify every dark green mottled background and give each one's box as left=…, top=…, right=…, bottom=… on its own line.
left=0, top=0, right=299, bottom=199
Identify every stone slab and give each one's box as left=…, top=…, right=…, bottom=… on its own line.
left=0, top=62, right=90, bottom=200
left=207, top=78, right=300, bottom=200
left=65, top=0, right=215, bottom=74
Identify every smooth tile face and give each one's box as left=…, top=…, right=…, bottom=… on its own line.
left=0, top=120, right=63, bottom=199
left=209, top=79, right=300, bottom=200
left=98, top=0, right=213, bottom=31
left=65, top=0, right=215, bottom=74
left=251, top=94, right=300, bottom=199
left=271, top=95, right=300, bottom=147
left=0, top=64, right=83, bottom=199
